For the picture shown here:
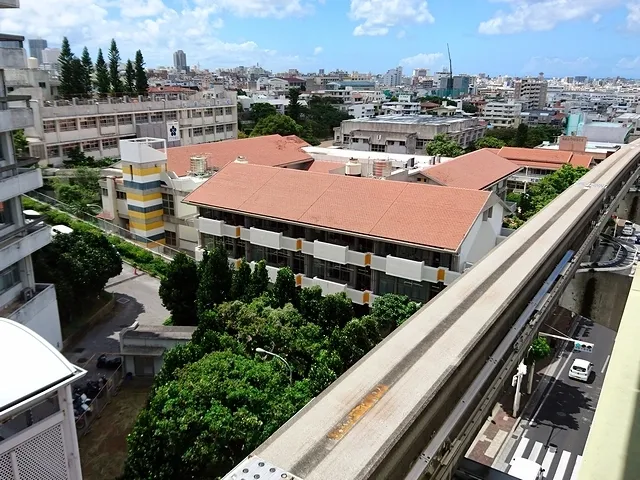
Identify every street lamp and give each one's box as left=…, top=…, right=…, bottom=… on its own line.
left=255, top=347, right=293, bottom=386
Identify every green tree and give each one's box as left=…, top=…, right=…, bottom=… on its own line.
left=306, top=95, right=352, bottom=139
left=108, top=39, right=123, bottom=95
left=425, top=134, right=464, bottom=157
left=330, top=315, right=381, bottom=368
left=390, top=95, right=398, bottom=102
left=33, top=230, right=122, bottom=322
left=319, top=293, right=353, bottom=333
left=484, top=127, right=517, bottom=144
left=231, top=258, right=252, bottom=301
left=528, top=336, right=551, bottom=361
left=251, top=114, right=302, bottom=137
left=272, top=267, right=298, bottom=308
left=95, top=48, right=110, bottom=96
left=475, top=136, right=506, bottom=149
left=462, top=102, right=478, bottom=114
left=196, top=245, right=233, bottom=315
left=123, top=351, right=313, bottom=479
left=370, top=294, right=420, bottom=333
left=58, top=37, right=76, bottom=98
left=159, top=252, right=199, bottom=326
left=124, top=59, right=135, bottom=95
left=12, top=129, right=28, bottom=155
left=53, top=167, right=101, bottom=215
left=249, top=260, right=270, bottom=299
left=80, top=47, right=93, bottom=97
left=287, top=87, right=303, bottom=123
left=250, top=102, right=278, bottom=123
left=298, top=286, right=324, bottom=323
left=134, top=50, right=149, bottom=96
left=514, top=123, right=529, bottom=147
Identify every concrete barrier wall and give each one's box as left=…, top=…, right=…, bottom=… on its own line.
left=559, top=271, right=632, bottom=332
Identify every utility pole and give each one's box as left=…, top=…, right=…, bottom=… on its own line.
left=512, top=361, right=527, bottom=417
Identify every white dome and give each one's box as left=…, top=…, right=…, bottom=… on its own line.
left=0, top=318, right=83, bottom=414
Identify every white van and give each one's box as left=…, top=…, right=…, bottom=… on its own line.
left=568, top=358, right=593, bottom=382
left=509, top=458, right=544, bottom=480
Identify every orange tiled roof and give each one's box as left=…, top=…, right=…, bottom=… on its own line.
left=421, top=149, right=520, bottom=190
left=166, top=135, right=312, bottom=175
left=305, top=160, right=345, bottom=173
left=184, top=163, right=492, bottom=251
left=497, top=147, right=593, bottom=170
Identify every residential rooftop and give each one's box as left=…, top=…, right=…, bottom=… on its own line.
left=183, top=162, right=493, bottom=252
left=343, top=114, right=473, bottom=125
left=166, top=135, right=312, bottom=176
left=497, top=146, right=593, bottom=170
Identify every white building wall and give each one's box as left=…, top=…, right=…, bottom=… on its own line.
left=8, top=284, right=63, bottom=350
left=458, top=203, right=504, bottom=268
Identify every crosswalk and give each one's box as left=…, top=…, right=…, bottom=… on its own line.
left=507, top=436, right=583, bottom=480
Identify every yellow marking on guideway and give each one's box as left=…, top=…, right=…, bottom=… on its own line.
left=327, top=384, right=389, bottom=441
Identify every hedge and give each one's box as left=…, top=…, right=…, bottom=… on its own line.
left=23, top=196, right=170, bottom=278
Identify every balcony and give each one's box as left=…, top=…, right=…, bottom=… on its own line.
left=0, top=105, right=33, bottom=132
left=0, top=223, right=51, bottom=272
left=0, top=167, right=43, bottom=203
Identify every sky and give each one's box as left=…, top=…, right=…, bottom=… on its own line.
left=1, top=0, right=640, bottom=78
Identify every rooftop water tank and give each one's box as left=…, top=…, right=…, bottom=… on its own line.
left=345, top=158, right=362, bottom=177
left=190, top=155, right=207, bottom=174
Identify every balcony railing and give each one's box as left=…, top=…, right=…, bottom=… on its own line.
left=0, top=166, right=43, bottom=203
left=1, top=283, right=56, bottom=324
left=0, top=221, right=51, bottom=271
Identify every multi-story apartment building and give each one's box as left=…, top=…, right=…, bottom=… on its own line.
left=184, top=161, right=507, bottom=304
left=27, top=86, right=237, bottom=166
left=0, top=31, right=63, bottom=350
left=382, top=67, right=403, bottom=87
left=173, top=49, right=187, bottom=71
left=481, top=101, right=522, bottom=127
left=334, top=115, right=486, bottom=152
left=27, top=38, right=46, bottom=65
left=514, top=78, right=548, bottom=110
left=342, top=103, right=375, bottom=118
left=381, top=102, right=421, bottom=115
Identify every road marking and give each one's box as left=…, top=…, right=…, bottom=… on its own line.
left=601, top=355, right=610, bottom=374
left=541, top=447, right=556, bottom=477
left=528, top=441, right=543, bottom=462
left=529, top=352, right=574, bottom=426
left=511, top=437, right=529, bottom=464
left=553, top=451, right=572, bottom=480
left=485, top=430, right=508, bottom=458
left=570, top=455, right=583, bottom=480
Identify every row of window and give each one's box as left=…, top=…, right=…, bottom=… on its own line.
left=0, top=263, right=20, bottom=296
left=47, top=138, right=120, bottom=158
left=101, top=188, right=127, bottom=200
left=43, top=108, right=235, bottom=133
left=191, top=124, right=234, bottom=136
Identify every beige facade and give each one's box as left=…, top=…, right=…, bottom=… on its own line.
left=514, top=78, right=548, bottom=110
left=482, top=101, right=522, bottom=127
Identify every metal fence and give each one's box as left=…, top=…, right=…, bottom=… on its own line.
left=24, top=191, right=191, bottom=260
left=74, top=364, right=124, bottom=437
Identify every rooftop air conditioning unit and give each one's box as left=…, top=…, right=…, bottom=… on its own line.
left=21, top=288, right=34, bottom=302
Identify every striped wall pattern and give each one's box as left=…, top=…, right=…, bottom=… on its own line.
left=122, top=161, right=165, bottom=246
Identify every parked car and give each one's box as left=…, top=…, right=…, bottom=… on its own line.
left=568, top=358, right=593, bottom=382
left=622, top=221, right=635, bottom=236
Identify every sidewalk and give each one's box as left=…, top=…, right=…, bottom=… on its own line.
left=466, top=308, right=579, bottom=467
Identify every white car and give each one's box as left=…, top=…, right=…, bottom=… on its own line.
left=568, top=358, right=593, bottom=382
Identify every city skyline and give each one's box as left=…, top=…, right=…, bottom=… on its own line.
left=1, top=0, right=640, bottom=77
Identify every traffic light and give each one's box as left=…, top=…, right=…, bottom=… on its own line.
left=574, top=341, right=594, bottom=353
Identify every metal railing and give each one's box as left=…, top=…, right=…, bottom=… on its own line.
left=74, top=364, right=124, bottom=437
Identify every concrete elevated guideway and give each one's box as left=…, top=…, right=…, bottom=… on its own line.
left=224, top=142, right=640, bottom=480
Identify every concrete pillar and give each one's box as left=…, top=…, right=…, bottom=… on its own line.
left=349, top=264, right=357, bottom=289
left=58, top=386, right=83, bottom=480
left=527, top=360, right=535, bottom=395
left=304, top=254, right=314, bottom=277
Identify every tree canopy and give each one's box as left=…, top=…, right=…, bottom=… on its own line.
left=95, top=48, right=110, bottom=96
left=52, top=166, right=101, bottom=215
left=108, top=39, right=123, bottom=95
left=159, top=252, right=199, bottom=326
left=475, top=136, right=506, bottom=149
left=134, top=50, right=149, bottom=96
left=425, top=134, right=464, bottom=157
left=250, top=114, right=319, bottom=145
left=484, top=125, right=563, bottom=149
left=250, top=102, right=277, bottom=124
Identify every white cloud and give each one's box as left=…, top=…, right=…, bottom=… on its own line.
left=396, top=30, right=406, bottom=38
left=0, top=0, right=305, bottom=69
left=349, top=0, right=434, bottom=36
left=617, top=56, right=640, bottom=69
left=478, top=0, right=618, bottom=34
left=627, top=1, right=640, bottom=30
left=523, top=56, right=596, bottom=73
left=200, top=0, right=314, bottom=19
left=592, top=13, right=602, bottom=23
left=399, top=52, right=443, bottom=69
left=313, top=46, right=323, bottom=55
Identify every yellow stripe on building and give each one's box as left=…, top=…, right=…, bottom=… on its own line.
left=126, top=191, right=162, bottom=202
left=122, top=165, right=164, bottom=176
left=127, top=209, right=164, bottom=221
left=129, top=220, right=165, bottom=231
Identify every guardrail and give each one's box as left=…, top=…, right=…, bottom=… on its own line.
left=74, top=364, right=123, bottom=437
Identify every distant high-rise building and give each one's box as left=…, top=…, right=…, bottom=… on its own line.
left=41, top=47, right=61, bottom=73
left=28, top=38, right=47, bottom=65
left=382, top=66, right=403, bottom=87
left=318, top=68, right=325, bottom=75
left=173, top=49, right=187, bottom=71
left=514, top=78, right=548, bottom=110
left=412, top=68, right=428, bottom=77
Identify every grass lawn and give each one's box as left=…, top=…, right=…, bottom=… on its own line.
left=78, top=381, right=150, bottom=480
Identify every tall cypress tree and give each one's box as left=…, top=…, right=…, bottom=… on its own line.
left=95, top=48, right=110, bottom=97
left=124, top=60, right=135, bottom=95
left=58, top=37, right=75, bottom=98
left=108, top=39, right=123, bottom=95
left=134, top=50, right=149, bottom=96
left=80, top=47, right=93, bottom=97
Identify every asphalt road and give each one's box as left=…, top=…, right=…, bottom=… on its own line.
left=503, top=317, right=616, bottom=480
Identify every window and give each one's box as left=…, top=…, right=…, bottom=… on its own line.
left=314, top=259, right=351, bottom=285
left=205, top=126, right=215, bottom=135
left=62, top=143, right=80, bottom=157
left=165, top=111, right=177, bottom=121
left=482, top=207, right=493, bottom=221
left=0, top=263, right=20, bottom=295
left=252, top=245, right=288, bottom=267
left=46, top=145, right=59, bottom=158
left=43, top=120, right=56, bottom=133
left=226, top=124, right=234, bottom=132
left=225, top=107, right=233, bottom=115
left=150, top=112, right=164, bottom=123
left=101, top=187, right=108, bottom=196
left=117, top=114, right=133, bottom=125
left=399, top=141, right=406, bottom=146
left=135, top=113, right=148, bottom=124
left=216, top=125, right=224, bottom=133
left=355, top=266, right=371, bottom=290
left=387, top=140, right=395, bottom=146
left=352, top=138, right=359, bottom=143
left=370, top=144, right=385, bottom=152
left=215, top=108, right=224, bottom=116
left=193, top=127, right=203, bottom=136
left=201, top=233, right=217, bottom=249
left=204, top=108, right=214, bottom=117
left=162, top=193, right=175, bottom=216
left=80, top=117, right=97, bottom=129
left=192, top=109, right=203, bottom=118
left=165, top=230, right=177, bottom=246
left=82, top=140, right=99, bottom=152
left=292, top=252, right=305, bottom=274
left=416, top=139, right=426, bottom=149
left=99, top=116, right=115, bottom=127
left=116, top=191, right=127, bottom=200
left=58, top=119, right=77, bottom=132
left=38, top=81, right=46, bottom=88
left=102, top=138, right=118, bottom=150
left=377, top=273, right=429, bottom=302
left=0, top=200, right=13, bottom=229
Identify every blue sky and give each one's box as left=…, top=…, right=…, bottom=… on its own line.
left=1, top=0, right=640, bottom=77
